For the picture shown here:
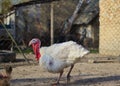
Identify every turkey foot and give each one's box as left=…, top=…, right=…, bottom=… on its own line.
left=67, top=75, right=71, bottom=83
left=51, top=70, right=63, bottom=86
left=51, top=82, right=59, bottom=86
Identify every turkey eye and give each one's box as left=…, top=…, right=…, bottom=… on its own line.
left=33, top=40, right=36, bottom=43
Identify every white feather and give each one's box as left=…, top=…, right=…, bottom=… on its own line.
left=39, top=41, right=89, bottom=73
left=39, top=55, right=67, bottom=73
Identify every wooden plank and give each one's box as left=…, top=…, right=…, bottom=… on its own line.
left=50, top=2, right=54, bottom=44
left=88, top=59, right=120, bottom=63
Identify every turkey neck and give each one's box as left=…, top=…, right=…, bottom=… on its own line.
left=32, top=43, right=41, bottom=61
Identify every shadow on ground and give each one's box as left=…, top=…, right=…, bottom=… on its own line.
left=11, top=75, right=120, bottom=86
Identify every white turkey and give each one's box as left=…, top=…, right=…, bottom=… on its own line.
left=29, top=38, right=89, bottom=85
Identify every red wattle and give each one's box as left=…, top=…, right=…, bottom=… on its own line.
left=32, top=43, right=41, bottom=61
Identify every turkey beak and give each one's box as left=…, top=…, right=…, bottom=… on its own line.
left=29, top=41, right=32, bottom=46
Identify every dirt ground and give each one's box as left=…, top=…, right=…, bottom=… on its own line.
left=0, top=54, right=120, bottom=86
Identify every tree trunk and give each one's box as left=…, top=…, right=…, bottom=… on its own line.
left=61, top=0, right=85, bottom=35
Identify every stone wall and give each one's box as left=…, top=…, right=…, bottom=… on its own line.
left=99, top=0, right=120, bottom=56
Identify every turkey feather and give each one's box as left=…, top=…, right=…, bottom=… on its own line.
left=39, top=41, right=89, bottom=73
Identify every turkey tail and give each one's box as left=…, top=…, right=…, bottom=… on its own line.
left=67, top=42, right=90, bottom=64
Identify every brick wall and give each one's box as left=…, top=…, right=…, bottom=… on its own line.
left=99, top=0, right=120, bottom=56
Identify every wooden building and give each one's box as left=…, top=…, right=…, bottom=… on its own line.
left=10, top=0, right=59, bottom=45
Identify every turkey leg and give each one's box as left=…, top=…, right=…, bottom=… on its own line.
left=67, top=64, right=74, bottom=83
left=52, top=70, right=63, bottom=85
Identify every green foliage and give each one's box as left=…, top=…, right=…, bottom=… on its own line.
left=90, top=49, right=99, bottom=53
left=1, top=0, right=12, bottom=14
left=14, top=47, right=33, bottom=54
left=21, top=47, right=33, bottom=53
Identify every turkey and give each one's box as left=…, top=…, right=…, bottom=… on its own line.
left=0, top=65, right=12, bottom=86
left=29, top=38, right=89, bottom=85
